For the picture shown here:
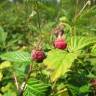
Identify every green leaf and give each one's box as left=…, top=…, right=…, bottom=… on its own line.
left=91, top=44, right=96, bottom=56
left=3, top=91, right=16, bottom=96
left=79, top=84, right=90, bottom=93
left=87, top=73, right=96, bottom=78
left=0, top=72, right=3, bottom=81
left=0, top=26, right=7, bottom=45
left=0, top=51, right=31, bottom=63
left=68, top=36, right=96, bottom=52
left=1, top=83, right=17, bottom=96
left=13, top=62, right=30, bottom=77
left=23, top=78, right=50, bottom=96
left=0, top=61, right=11, bottom=69
left=66, top=84, right=79, bottom=96
left=44, top=49, right=80, bottom=82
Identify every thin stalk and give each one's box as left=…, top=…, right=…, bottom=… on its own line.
left=35, top=1, right=41, bottom=33
left=54, top=88, right=68, bottom=96
left=75, top=0, right=79, bottom=17
left=18, top=64, right=32, bottom=96
left=74, top=0, right=91, bottom=22
left=71, top=0, right=79, bottom=36
left=72, top=0, right=91, bottom=36
left=13, top=72, right=19, bottom=91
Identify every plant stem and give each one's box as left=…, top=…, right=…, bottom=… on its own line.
left=35, top=1, right=41, bottom=33
left=72, top=0, right=90, bottom=36
left=13, top=72, right=19, bottom=91
left=75, top=0, right=79, bottom=16
left=18, top=64, right=32, bottom=96
left=74, top=0, right=91, bottom=22
left=54, top=88, right=68, bottom=96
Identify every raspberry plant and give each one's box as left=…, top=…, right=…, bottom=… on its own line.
left=0, top=0, right=96, bottom=96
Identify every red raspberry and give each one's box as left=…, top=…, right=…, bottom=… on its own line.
left=90, top=79, right=96, bottom=87
left=54, top=38, right=67, bottom=50
left=31, top=50, right=45, bottom=62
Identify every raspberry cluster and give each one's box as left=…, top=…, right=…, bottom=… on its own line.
left=31, top=25, right=67, bottom=62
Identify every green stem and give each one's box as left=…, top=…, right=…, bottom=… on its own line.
left=72, top=0, right=91, bottom=36
left=74, top=0, right=91, bottom=22
left=18, top=64, right=32, bottom=96
left=35, top=1, right=41, bottom=33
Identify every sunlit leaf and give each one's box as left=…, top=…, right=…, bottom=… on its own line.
left=68, top=36, right=96, bottom=52
left=0, top=51, right=31, bottom=63
left=44, top=49, right=80, bottom=82
left=0, top=61, right=11, bottom=69
left=0, top=72, right=3, bottom=81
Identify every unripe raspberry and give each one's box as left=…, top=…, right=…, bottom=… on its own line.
left=53, top=23, right=64, bottom=37
left=54, top=37, right=67, bottom=50
left=31, top=49, right=45, bottom=62
left=53, top=28, right=64, bottom=37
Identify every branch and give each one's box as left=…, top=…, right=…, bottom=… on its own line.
left=74, top=0, right=91, bottom=22
left=18, top=64, right=32, bottom=96
left=13, top=72, right=19, bottom=91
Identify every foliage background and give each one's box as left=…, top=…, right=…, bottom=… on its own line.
left=0, top=0, right=96, bottom=96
